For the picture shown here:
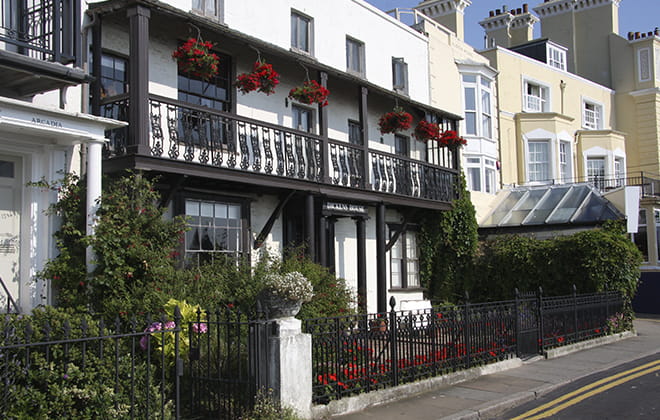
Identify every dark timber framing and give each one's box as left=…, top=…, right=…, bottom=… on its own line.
left=127, top=5, right=150, bottom=155
left=376, top=203, right=387, bottom=313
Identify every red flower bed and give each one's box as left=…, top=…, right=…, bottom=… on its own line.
left=172, top=38, right=220, bottom=80
left=236, top=60, right=280, bottom=95
left=378, top=108, right=413, bottom=134
left=288, top=80, right=330, bottom=107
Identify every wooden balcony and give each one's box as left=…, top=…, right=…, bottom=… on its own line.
left=0, top=0, right=87, bottom=97
left=101, top=95, right=460, bottom=208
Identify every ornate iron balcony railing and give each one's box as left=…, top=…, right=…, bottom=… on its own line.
left=101, top=95, right=460, bottom=203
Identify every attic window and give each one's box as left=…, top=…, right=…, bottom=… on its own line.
left=547, top=44, right=566, bottom=71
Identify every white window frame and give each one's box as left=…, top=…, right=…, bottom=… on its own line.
left=389, top=227, right=420, bottom=289
left=392, top=57, right=408, bottom=94
left=465, top=156, right=497, bottom=194
left=461, top=73, right=493, bottom=140
left=291, top=10, right=313, bottom=54
left=292, top=104, right=314, bottom=133
left=638, top=47, right=652, bottom=82
left=547, top=44, right=567, bottom=71
left=523, top=79, right=550, bottom=113
left=614, top=156, right=625, bottom=186
left=559, top=141, right=572, bottom=183
left=586, top=156, right=606, bottom=183
left=346, top=37, right=365, bottom=76
left=192, top=0, right=221, bottom=20
left=582, top=99, right=603, bottom=130
left=527, top=140, right=551, bottom=183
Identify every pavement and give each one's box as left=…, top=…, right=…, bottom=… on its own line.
left=334, top=315, right=660, bottom=420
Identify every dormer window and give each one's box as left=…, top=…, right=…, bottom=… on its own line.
left=523, top=80, right=549, bottom=112
left=547, top=44, right=566, bottom=70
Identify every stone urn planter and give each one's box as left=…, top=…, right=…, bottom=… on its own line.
left=259, top=272, right=314, bottom=319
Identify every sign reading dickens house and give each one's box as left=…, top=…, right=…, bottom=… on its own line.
left=322, top=201, right=368, bottom=216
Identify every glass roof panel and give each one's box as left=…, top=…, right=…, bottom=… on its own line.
left=482, top=191, right=526, bottom=226
left=546, top=185, right=591, bottom=223
left=506, top=189, right=548, bottom=225
left=525, top=187, right=567, bottom=225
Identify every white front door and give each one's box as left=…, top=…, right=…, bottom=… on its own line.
left=0, top=155, right=21, bottom=310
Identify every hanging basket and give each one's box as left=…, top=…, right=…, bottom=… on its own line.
left=438, top=130, right=467, bottom=147
left=172, top=38, right=220, bottom=80
left=378, top=107, right=413, bottom=134
left=413, top=120, right=441, bottom=142
left=288, top=80, right=330, bottom=107
left=236, top=60, right=280, bottom=95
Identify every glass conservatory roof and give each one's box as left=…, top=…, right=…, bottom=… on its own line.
left=481, top=184, right=623, bottom=228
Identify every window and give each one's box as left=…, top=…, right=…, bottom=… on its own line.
left=559, top=141, right=571, bottom=182
left=466, top=157, right=497, bottom=194
left=390, top=227, right=419, bottom=289
left=485, top=167, right=496, bottom=194
left=184, top=199, right=244, bottom=266
left=467, top=167, right=481, bottom=192
left=394, top=135, right=409, bottom=157
left=192, top=0, right=220, bottom=19
left=528, top=141, right=550, bottom=182
left=587, top=157, right=606, bottom=188
left=178, top=51, right=231, bottom=111
left=92, top=52, right=127, bottom=98
left=392, top=57, right=408, bottom=94
left=348, top=120, right=362, bottom=145
left=633, top=209, right=649, bottom=262
left=582, top=101, right=602, bottom=130
left=292, top=105, right=313, bottom=133
left=346, top=37, right=365, bottom=76
left=291, top=11, right=312, bottom=54
left=615, top=157, right=625, bottom=186
left=523, top=80, right=549, bottom=112
left=462, top=74, right=493, bottom=139
left=547, top=44, right=566, bottom=70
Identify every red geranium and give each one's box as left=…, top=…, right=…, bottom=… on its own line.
left=438, top=130, right=467, bottom=147
left=288, top=80, right=330, bottom=107
left=378, top=108, right=413, bottom=134
left=172, top=38, right=220, bottom=80
left=413, top=120, right=441, bottom=142
left=236, top=60, right=280, bottom=95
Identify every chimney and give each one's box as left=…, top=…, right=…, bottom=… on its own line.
left=509, top=4, right=538, bottom=46
left=415, top=0, right=472, bottom=41
left=478, top=6, right=514, bottom=48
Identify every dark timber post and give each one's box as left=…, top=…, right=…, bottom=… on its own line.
left=127, top=5, right=151, bottom=155
left=376, top=203, right=387, bottom=313
left=319, top=71, right=329, bottom=183
left=305, top=194, right=315, bottom=262
left=359, top=87, right=369, bottom=189
left=327, top=217, right=336, bottom=274
left=318, top=215, right=327, bottom=268
left=90, top=15, right=102, bottom=116
left=356, top=216, right=367, bottom=312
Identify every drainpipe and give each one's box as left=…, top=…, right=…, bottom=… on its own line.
left=560, top=80, right=566, bottom=115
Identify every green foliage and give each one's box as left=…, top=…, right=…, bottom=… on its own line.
left=2, top=307, right=173, bottom=419
left=470, top=222, right=642, bottom=308
left=419, top=175, right=479, bottom=302
left=239, top=390, right=302, bottom=420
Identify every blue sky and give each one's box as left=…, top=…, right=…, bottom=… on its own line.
left=367, top=0, right=659, bottom=50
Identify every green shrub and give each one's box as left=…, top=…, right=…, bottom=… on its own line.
left=239, top=390, right=302, bottom=420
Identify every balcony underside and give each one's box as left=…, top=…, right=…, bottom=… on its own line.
left=0, top=51, right=89, bottom=97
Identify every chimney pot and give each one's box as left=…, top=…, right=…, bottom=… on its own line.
left=517, top=8, right=522, bottom=14
left=628, top=32, right=634, bottom=40
left=496, top=8, right=501, bottom=14
left=635, top=32, right=641, bottom=39
left=655, top=28, right=659, bottom=36
left=502, top=5, right=507, bottom=12
left=489, top=10, right=495, bottom=17
left=523, top=3, right=529, bottom=13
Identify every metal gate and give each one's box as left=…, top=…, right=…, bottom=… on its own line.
left=184, top=309, right=272, bottom=419
left=515, top=289, right=540, bottom=357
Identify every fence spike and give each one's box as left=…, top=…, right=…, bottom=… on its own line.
left=174, top=306, right=182, bottom=328
left=389, top=296, right=396, bottom=312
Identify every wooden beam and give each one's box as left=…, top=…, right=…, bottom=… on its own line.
left=253, top=191, right=295, bottom=249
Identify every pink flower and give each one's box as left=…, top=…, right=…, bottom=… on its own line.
left=192, top=322, right=208, bottom=334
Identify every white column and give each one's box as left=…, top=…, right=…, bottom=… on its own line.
left=268, top=317, right=312, bottom=419
left=85, top=139, right=105, bottom=273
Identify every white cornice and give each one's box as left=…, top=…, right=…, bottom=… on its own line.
left=415, top=0, right=472, bottom=18
left=511, top=13, right=539, bottom=29
left=628, top=87, right=660, bottom=97
left=533, top=0, right=621, bottom=18
left=479, top=13, right=513, bottom=32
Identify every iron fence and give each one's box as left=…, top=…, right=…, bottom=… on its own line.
left=0, top=306, right=271, bottom=419
left=302, top=297, right=517, bottom=404
left=304, top=288, right=625, bottom=404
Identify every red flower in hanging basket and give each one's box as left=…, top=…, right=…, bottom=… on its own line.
left=413, top=120, right=441, bottom=142
left=236, top=60, right=280, bottom=95
left=438, top=130, right=467, bottom=147
left=378, top=108, right=413, bottom=134
left=172, top=38, right=220, bottom=80
left=288, top=80, right=330, bottom=107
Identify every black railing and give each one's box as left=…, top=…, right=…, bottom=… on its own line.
left=0, top=0, right=79, bottom=64
left=0, top=276, right=19, bottom=314
left=303, top=297, right=517, bottom=404
left=101, top=95, right=460, bottom=203
left=0, top=306, right=272, bottom=419
left=304, top=289, right=625, bottom=404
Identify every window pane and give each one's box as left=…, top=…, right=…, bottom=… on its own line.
left=0, top=161, right=14, bottom=178
left=464, top=87, right=476, bottom=110
left=528, top=142, right=549, bottom=182
left=462, top=74, right=476, bottom=83
left=465, top=112, right=477, bottom=135
left=468, top=167, right=481, bottom=191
